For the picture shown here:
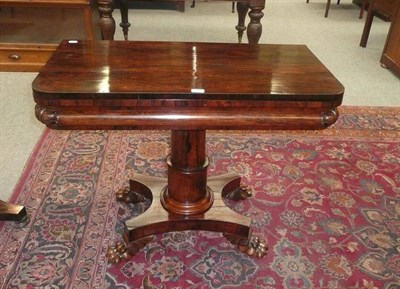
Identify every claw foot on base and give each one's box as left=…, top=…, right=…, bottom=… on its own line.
left=225, top=233, right=268, bottom=258
left=116, top=187, right=147, bottom=204
left=106, top=241, right=131, bottom=264
left=106, top=236, right=154, bottom=264
left=225, top=184, right=253, bottom=201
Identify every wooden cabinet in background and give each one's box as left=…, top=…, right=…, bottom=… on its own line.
left=0, top=0, right=102, bottom=72
left=380, top=0, right=400, bottom=77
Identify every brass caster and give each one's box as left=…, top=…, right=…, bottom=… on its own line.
left=107, top=236, right=154, bottom=264
left=239, top=184, right=253, bottom=199
left=225, top=233, right=268, bottom=258
left=116, top=187, right=146, bottom=203
left=225, top=184, right=253, bottom=201
left=106, top=241, right=131, bottom=264
left=243, top=234, right=268, bottom=258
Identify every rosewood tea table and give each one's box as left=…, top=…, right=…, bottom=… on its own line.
left=33, top=40, right=344, bottom=262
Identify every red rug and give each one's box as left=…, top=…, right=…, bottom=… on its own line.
left=0, top=106, right=399, bottom=289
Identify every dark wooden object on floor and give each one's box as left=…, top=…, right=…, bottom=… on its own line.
left=116, top=0, right=265, bottom=43
left=0, top=199, right=27, bottom=222
left=360, top=0, right=397, bottom=47
left=380, top=0, right=400, bottom=77
left=33, top=40, right=344, bottom=262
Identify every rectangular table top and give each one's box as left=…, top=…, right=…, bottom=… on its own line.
left=33, top=40, right=344, bottom=130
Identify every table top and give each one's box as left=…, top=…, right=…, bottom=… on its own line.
left=33, top=40, right=344, bottom=130
left=33, top=40, right=344, bottom=101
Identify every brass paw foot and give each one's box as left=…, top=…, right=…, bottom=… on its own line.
left=116, top=187, right=147, bottom=203
left=106, top=241, right=131, bottom=264
left=226, top=233, right=268, bottom=258
left=107, top=236, right=154, bottom=264
left=225, top=184, right=252, bottom=201
left=243, top=234, right=268, bottom=258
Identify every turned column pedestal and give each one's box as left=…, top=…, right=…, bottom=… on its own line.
left=107, top=130, right=266, bottom=262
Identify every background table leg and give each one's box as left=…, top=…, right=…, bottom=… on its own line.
left=97, top=0, right=116, bottom=40
left=236, top=2, right=249, bottom=43
left=247, top=3, right=264, bottom=44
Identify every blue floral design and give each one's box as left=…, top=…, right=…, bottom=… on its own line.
left=191, top=247, right=257, bottom=288
left=271, top=238, right=315, bottom=289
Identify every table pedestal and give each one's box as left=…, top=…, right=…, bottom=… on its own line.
left=106, top=130, right=267, bottom=263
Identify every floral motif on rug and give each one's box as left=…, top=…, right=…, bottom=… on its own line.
left=0, top=106, right=399, bottom=289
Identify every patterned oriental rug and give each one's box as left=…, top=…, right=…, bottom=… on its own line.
left=0, top=106, right=399, bottom=289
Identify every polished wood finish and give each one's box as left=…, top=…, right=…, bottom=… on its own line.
left=33, top=40, right=343, bottom=260
left=380, top=0, right=400, bottom=77
left=33, top=41, right=343, bottom=130
left=360, top=0, right=397, bottom=47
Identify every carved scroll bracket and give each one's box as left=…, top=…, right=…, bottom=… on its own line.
left=321, top=108, right=339, bottom=128
left=35, top=105, right=59, bottom=129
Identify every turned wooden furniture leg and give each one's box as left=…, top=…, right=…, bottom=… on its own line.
left=97, top=0, right=116, bottom=40
left=107, top=130, right=267, bottom=263
left=0, top=199, right=29, bottom=224
left=236, top=2, right=249, bottom=43
left=117, top=0, right=131, bottom=40
left=247, top=2, right=264, bottom=44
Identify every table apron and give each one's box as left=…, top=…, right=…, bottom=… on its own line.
left=35, top=105, right=338, bottom=130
